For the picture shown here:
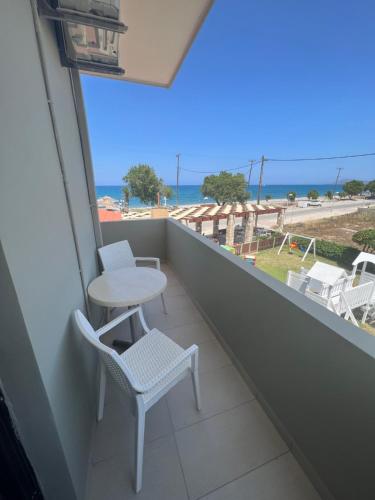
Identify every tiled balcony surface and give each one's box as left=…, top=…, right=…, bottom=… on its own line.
left=86, top=265, right=321, bottom=500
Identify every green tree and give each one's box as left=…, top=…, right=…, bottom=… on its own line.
left=325, top=190, right=333, bottom=200
left=201, top=171, right=249, bottom=205
left=287, top=191, right=296, bottom=202
left=123, top=186, right=130, bottom=211
left=160, top=185, right=173, bottom=200
left=365, top=180, right=375, bottom=197
left=123, top=164, right=172, bottom=206
left=352, top=229, right=375, bottom=252
left=338, top=191, right=346, bottom=199
left=265, top=194, right=272, bottom=201
left=307, top=189, right=319, bottom=200
left=343, top=179, right=365, bottom=199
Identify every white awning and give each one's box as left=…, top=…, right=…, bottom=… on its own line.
left=307, top=262, right=347, bottom=286
left=352, top=252, right=375, bottom=267
left=85, top=0, right=214, bottom=87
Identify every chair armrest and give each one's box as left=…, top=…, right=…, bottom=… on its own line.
left=135, top=345, right=198, bottom=393
left=95, top=306, right=151, bottom=338
left=134, top=257, right=160, bottom=270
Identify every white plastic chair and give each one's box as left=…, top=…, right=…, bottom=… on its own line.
left=73, top=306, right=201, bottom=493
left=98, top=240, right=167, bottom=314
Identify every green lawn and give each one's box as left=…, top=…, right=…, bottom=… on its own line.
left=255, top=247, right=375, bottom=336
left=255, top=247, right=342, bottom=283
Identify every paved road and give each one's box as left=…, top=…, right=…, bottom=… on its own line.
left=192, top=200, right=375, bottom=235
left=265, top=199, right=375, bottom=228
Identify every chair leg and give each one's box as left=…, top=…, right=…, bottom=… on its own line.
left=161, top=293, right=167, bottom=314
left=191, top=351, right=201, bottom=411
left=135, top=397, right=145, bottom=493
left=97, top=361, right=106, bottom=422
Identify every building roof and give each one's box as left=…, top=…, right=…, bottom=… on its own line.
left=306, top=262, right=347, bottom=286
left=352, top=251, right=375, bottom=267
left=98, top=209, right=122, bottom=222
left=170, top=203, right=283, bottom=222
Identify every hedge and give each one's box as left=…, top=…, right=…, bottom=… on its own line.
left=292, top=237, right=359, bottom=268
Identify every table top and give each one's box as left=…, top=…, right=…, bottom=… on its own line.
left=88, top=267, right=167, bottom=308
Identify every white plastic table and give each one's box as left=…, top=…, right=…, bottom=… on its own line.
left=88, top=267, right=167, bottom=344
left=88, top=267, right=167, bottom=308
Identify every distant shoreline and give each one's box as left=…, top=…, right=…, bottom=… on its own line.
left=96, top=184, right=343, bottom=208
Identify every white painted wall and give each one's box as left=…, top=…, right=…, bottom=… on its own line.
left=0, top=1, right=99, bottom=498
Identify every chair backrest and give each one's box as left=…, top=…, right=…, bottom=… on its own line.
left=73, top=310, right=134, bottom=395
left=98, top=240, right=136, bottom=271
left=286, top=270, right=309, bottom=293
left=336, top=281, right=375, bottom=315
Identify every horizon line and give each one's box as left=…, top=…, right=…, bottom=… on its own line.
left=96, top=182, right=346, bottom=187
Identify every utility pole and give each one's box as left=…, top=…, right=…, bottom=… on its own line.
left=255, top=155, right=266, bottom=228
left=176, top=153, right=180, bottom=207
left=335, top=167, right=343, bottom=188
left=256, top=155, right=266, bottom=204
left=247, top=159, right=255, bottom=187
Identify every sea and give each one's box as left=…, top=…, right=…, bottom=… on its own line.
left=96, top=184, right=342, bottom=207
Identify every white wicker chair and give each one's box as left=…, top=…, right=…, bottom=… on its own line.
left=73, top=306, right=201, bottom=493
left=98, top=240, right=167, bottom=314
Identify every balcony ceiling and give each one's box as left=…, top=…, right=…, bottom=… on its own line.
left=86, top=0, right=214, bottom=87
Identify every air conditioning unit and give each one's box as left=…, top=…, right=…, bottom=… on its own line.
left=38, top=0, right=127, bottom=75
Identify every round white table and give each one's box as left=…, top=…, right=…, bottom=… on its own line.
left=88, top=267, right=167, bottom=345
left=88, top=267, right=167, bottom=308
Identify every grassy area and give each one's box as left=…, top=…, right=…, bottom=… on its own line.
left=284, top=211, right=375, bottom=249
left=255, top=247, right=343, bottom=283
left=255, top=247, right=375, bottom=336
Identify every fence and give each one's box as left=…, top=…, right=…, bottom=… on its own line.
left=235, top=235, right=285, bottom=255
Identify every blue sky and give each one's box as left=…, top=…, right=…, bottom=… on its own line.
left=81, top=0, right=375, bottom=186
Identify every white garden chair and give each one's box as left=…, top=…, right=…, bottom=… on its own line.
left=98, top=240, right=167, bottom=314
left=73, top=306, right=201, bottom=493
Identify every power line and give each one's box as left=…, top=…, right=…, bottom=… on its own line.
left=267, top=152, right=375, bottom=162
left=180, top=161, right=261, bottom=175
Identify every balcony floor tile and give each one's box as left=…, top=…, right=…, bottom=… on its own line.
left=200, top=452, right=321, bottom=500
left=87, top=434, right=188, bottom=500
left=163, top=320, right=216, bottom=348
left=175, top=400, right=288, bottom=499
left=86, top=264, right=320, bottom=500
left=167, top=364, right=254, bottom=431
